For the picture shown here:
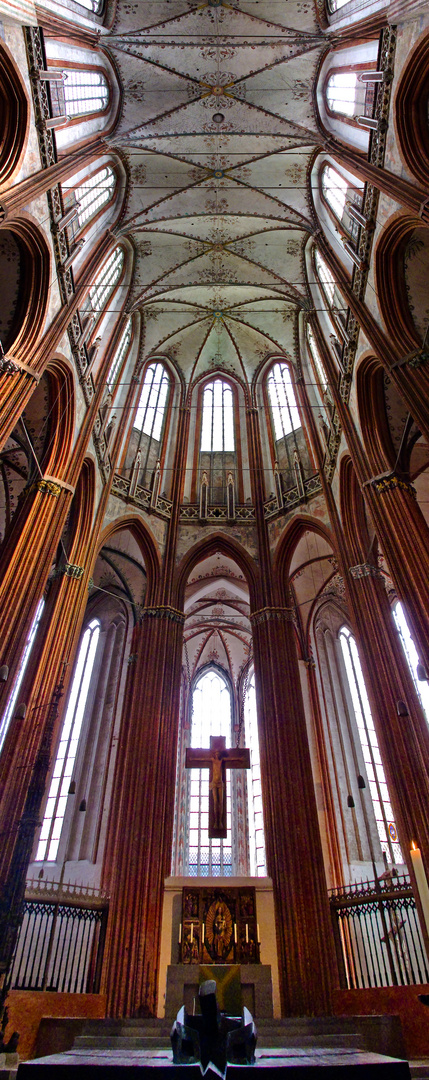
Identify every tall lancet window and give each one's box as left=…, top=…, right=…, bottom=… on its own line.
left=199, top=379, right=236, bottom=505
left=393, top=601, right=429, bottom=724
left=128, top=361, right=170, bottom=490
left=267, top=361, right=311, bottom=493
left=187, top=669, right=232, bottom=876
left=244, top=671, right=266, bottom=876
left=0, top=598, right=45, bottom=754
left=63, top=165, right=116, bottom=240
left=339, top=626, right=403, bottom=864
left=36, top=619, right=100, bottom=862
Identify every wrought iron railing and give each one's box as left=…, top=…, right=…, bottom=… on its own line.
left=329, top=874, right=429, bottom=989
left=9, top=890, right=108, bottom=994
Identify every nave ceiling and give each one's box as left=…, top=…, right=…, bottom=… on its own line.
left=108, top=0, right=325, bottom=388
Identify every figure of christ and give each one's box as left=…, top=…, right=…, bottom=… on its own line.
left=185, top=735, right=250, bottom=839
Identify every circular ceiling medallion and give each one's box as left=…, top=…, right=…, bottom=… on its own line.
left=212, top=113, right=225, bottom=124
left=213, top=170, right=224, bottom=178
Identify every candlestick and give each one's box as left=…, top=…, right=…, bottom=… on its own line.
left=411, top=842, right=429, bottom=937
left=190, top=922, right=193, bottom=943
left=179, top=922, right=182, bottom=944
left=245, top=923, right=248, bottom=943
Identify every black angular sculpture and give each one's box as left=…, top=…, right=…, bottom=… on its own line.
left=171, top=979, right=256, bottom=1077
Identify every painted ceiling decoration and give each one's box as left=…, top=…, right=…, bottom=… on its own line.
left=109, top=0, right=326, bottom=389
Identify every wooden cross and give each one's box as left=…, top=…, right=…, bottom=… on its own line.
left=185, top=735, right=250, bottom=839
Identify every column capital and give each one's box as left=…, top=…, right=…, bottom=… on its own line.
left=141, top=605, right=185, bottom=625
left=27, top=476, right=75, bottom=498
left=250, top=606, right=297, bottom=626
left=366, top=473, right=417, bottom=498
left=349, top=563, right=384, bottom=580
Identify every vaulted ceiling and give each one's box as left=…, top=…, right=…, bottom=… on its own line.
left=109, top=0, right=324, bottom=388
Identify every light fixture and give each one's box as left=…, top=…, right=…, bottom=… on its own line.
left=68, top=780, right=76, bottom=795
left=396, top=700, right=409, bottom=716
left=357, top=775, right=366, bottom=789
left=78, top=799, right=86, bottom=812
left=347, top=794, right=355, bottom=808
left=417, top=663, right=428, bottom=682
left=15, top=703, right=26, bottom=718
left=212, top=113, right=224, bottom=124
left=0, top=665, right=9, bottom=682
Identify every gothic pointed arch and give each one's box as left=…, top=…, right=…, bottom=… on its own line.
left=395, top=30, right=429, bottom=187
left=374, top=214, right=427, bottom=353
left=0, top=216, right=51, bottom=365
left=0, top=40, right=29, bottom=189
left=96, top=514, right=161, bottom=607
left=175, top=533, right=261, bottom=614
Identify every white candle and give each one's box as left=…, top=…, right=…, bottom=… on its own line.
left=245, top=923, right=248, bottom=943
left=257, top=923, right=260, bottom=943
left=411, top=843, right=429, bottom=937
left=190, top=922, right=193, bottom=943
left=179, top=923, right=182, bottom=944
left=202, top=923, right=205, bottom=941
left=234, top=924, right=237, bottom=943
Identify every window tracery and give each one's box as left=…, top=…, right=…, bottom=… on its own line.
left=339, top=625, right=402, bottom=865
left=50, top=69, right=109, bottom=119
left=86, top=246, right=124, bottom=321
left=0, top=598, right=45, bottom=754
left=106, top=318, right=132, bottom=394
left=187, top=669, right=233, bottom=876
left=320, top=164, right=364, bottom=241
left=198, top=379, right=236, bottom=505
left=64, top=165, right=116, bottom=239
left=36, top=619, right=100, bottom=863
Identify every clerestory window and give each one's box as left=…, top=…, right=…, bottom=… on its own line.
left=50, top=69, right=109, bottom=119
left=200, top=380, right=234, bottom=452
left=88, top=247, right=124, bottom=319
left=36, top=619, right=100, bottom=862
left=339, top=626, right=403, bottom=865
left=321, top=164, right=364, bottom=241
left=307, top=325, right=328, bottom=392
left=267, top=362, right=300, bottom=441
left=393, top=601, right=429, bottom=724
left=106, top=318, right=132, bottom=394
left=64, top=165, right=116, bottom=240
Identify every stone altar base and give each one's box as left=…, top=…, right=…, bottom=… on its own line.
left=16, top=1046, right=411, bottom=1079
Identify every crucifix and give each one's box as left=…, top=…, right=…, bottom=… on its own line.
left=185, top=735, right=250, bottom=839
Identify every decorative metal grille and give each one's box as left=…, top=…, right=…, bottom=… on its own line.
left=330, top=875, right=429, bottom=989
left=9, top=899, right=107, bottom=994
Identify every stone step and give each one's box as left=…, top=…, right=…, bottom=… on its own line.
left=74, top=1037, right=172, bottom=1050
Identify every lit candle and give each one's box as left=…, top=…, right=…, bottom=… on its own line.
left=190, top=922, right=193, bottom=943
left=245, top=923, right=248, bottom=943
left=179, top=923, right=182, bottom=944
left=410, top=842, right=429, bottom=937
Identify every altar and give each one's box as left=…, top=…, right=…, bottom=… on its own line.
left=158, top=878, right=280, bottom=1019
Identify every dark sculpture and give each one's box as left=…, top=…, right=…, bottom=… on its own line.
left=171, top=979, right=256, bottom=1076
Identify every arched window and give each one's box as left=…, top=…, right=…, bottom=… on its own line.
left=0, top=598, right=45, bottom=754
left=51, top=69, right=109, bottom=119
left=267, top=362, right=300, bottom=440
left=244, top=671, right=266, bottom=876
left=314, top=249, right=336, bottom=306
left=321, top=164, right=364, bottom=241
left=63, top=165, right=116, bottom=240
left=200, top=380, right=235, bottom=452
left=339, top=626, right=403, bottom=865
left=325, top=70, right=375, bottom=124
left=187, top=669, right=232, bottom=876
left=88, top=246, right=124, bottom=319
left=307, top=325, right=328, bottom=392
left=36, top=619, right=100, bottom=862
left=106, top=318, right=132, bottom=394
left=393, top=602, right=429, bottom=724
left=314, top=249, right=348, bottom=346
left=135, top=362, right=170, bottom=439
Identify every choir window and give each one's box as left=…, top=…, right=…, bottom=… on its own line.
left=187, top=669, right=232, bottom=876
left=199, top=380, right=236, bottom=505
left=64, top=166, right=116, bottom=240
left=36, top=619, right=100, bottom=862
left=244, top=671, right=266, bottom=876
left=314, top=249, right=347, bottom=335
left=106, top=319, right=132, bottom=394
left=135, top=362, right=170, bottom=439
left=267, top=361, right=312, bottom=491
left=339, top=626, right=402, bottom=864
left=50, top=69, right=109, bottom=119
left=326, top=71, right=373, bottom=122
left=88, top=246, right=124, bottom=318
left=393, top=601, right=429, bottom=724
left=321, top=164, right=364, bottom=241
left=0, top=598, right=45, bottom=754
